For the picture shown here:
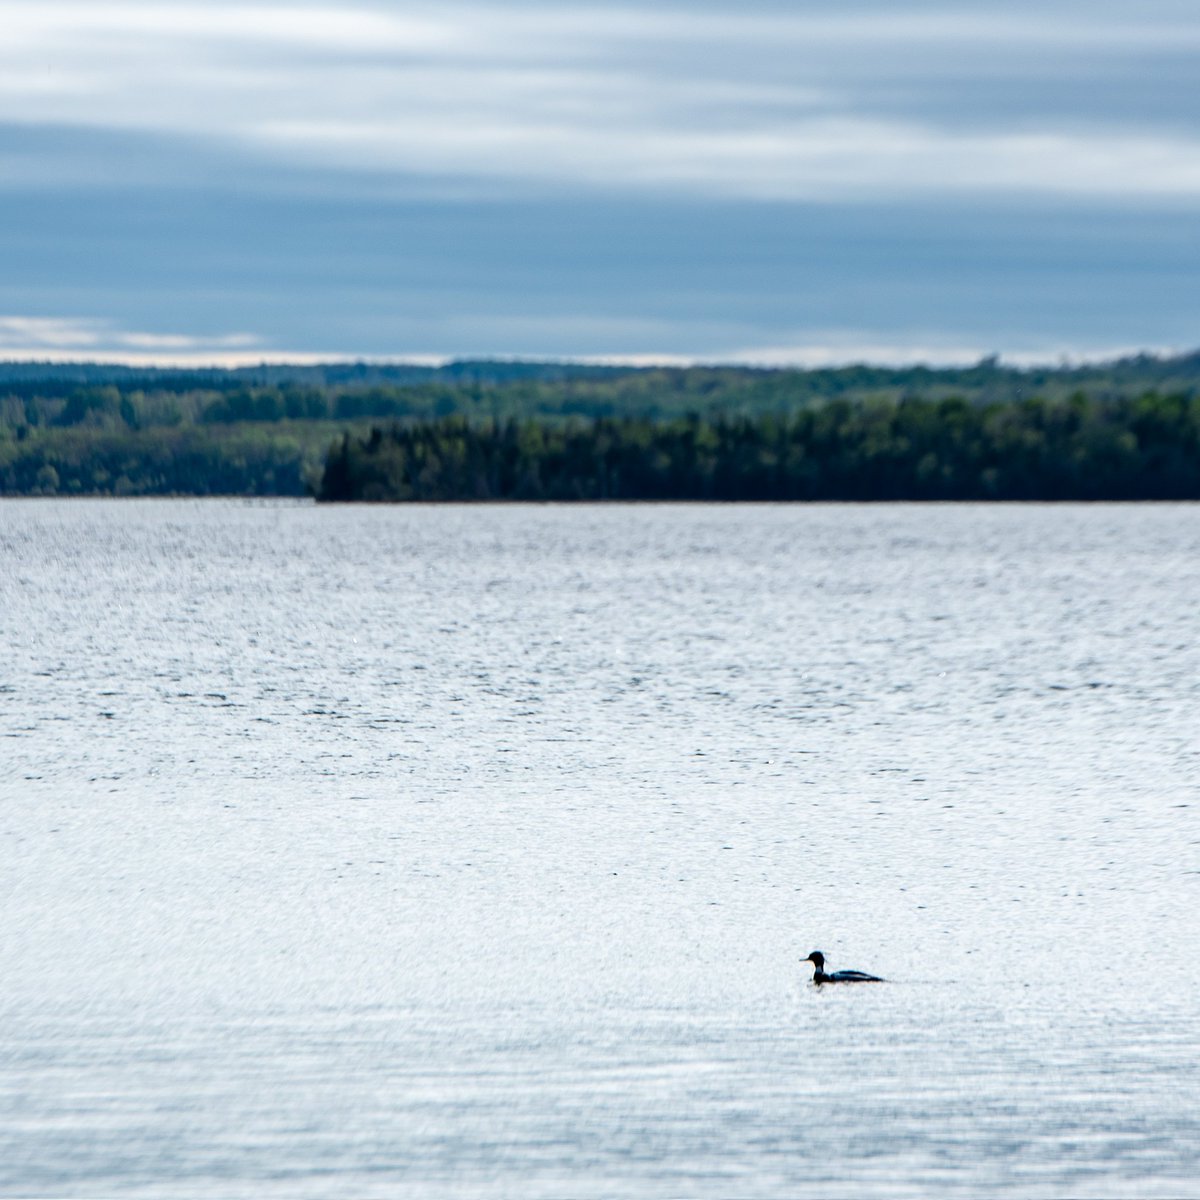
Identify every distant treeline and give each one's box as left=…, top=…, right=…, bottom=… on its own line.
left=0, top=425, right=329, bottom=497
left=318, top=393, right=1200, bottom=502
left=5, top=354, right=1200, bottom=426
left=0, top=358, right=630, bottom=396
left=3, top=355, right=1200, bottom=496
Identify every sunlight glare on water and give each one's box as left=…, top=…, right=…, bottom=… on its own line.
left=1, top=499, right=1198, bottom=1197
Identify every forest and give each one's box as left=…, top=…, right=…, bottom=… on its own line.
left=317, top=393, right=1200, bottom=502
left=2, top=355, right=1199, bottom=498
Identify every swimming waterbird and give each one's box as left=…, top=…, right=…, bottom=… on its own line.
left=803, top=950, right=885, bottom=984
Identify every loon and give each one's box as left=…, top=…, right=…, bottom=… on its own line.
left=803, top=950, right=885, bottom=984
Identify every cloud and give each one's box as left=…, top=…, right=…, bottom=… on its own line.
left=253, top=116, right=1200, bottom=200
left=711, top=337, right=1190, bottom=370
left=1, top=2, right=1198, bottom=201
left=1, top=5, right=1197, bottom=362
left=0, top=311, right=1177, bottom=369
left=0, top=315, right=261, bottom=356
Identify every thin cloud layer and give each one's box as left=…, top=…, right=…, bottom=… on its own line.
left=0, top=316, right=259, bottom=354
left=1, top=1, right=1198, bottom=361
left=3, top=1, right=1200, bottom=201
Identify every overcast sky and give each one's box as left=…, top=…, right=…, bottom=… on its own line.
left=2, top=0, right=1199, bottom=363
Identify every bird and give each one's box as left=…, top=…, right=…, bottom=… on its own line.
left=803, top=950, right=884, bottom=984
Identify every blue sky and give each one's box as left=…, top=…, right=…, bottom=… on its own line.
left=2, top=0, right=1199, bottom=364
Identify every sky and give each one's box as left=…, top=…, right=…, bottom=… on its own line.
left=1, top=0, right=1199, bottom=365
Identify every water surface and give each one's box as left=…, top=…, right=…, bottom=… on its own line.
left=2, top=500, right=1198, bottom=1197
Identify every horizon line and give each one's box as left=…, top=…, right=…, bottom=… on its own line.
left=0, top=343, right=1193, bottom=373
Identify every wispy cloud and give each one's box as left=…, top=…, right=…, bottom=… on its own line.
left=253, top=117, right=1200, bottom=200
left=0, top=312, right=1175, bottom=369
left=1, top=3, right=1197, bottom=363
left=0, top=316, right=261, bottom=355
left=2, top=2, right=1199, bottom=200
left=713, top=336, right=1189, bottom=370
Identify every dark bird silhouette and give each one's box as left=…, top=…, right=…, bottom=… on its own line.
left=803, top=950, right=885, bottom=984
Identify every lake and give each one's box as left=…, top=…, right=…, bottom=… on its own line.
left=2, top=499, right=1198, bottom=1197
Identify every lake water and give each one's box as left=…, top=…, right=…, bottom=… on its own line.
left=2, top=499, right=1198, bottom=1198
